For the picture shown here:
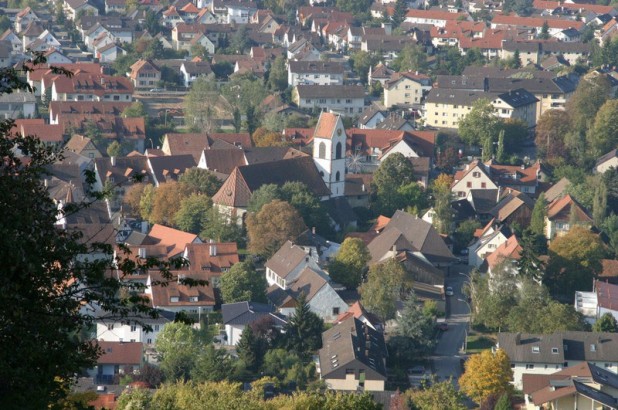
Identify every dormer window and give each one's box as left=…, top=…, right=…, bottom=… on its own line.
left=170, top=296, right=179, bottom=303
left=189, top=296, right=199, bottom=302
left=532, top=346, right=540, bottom=353
left=551, top=348, right=559, bottom=354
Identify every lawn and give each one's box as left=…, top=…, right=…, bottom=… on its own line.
left=466, top=333, right=496, bottom=354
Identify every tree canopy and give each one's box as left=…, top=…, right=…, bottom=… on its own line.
left=328, top=238, right=370, bottom=289
left=220, top=261, right=267, bottom=304
left=459, top=349, right=513, bottom=406
left=360, top=258, right=410, bottom=322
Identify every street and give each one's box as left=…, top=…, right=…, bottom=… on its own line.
left=431, top=265, right=472, bottom=384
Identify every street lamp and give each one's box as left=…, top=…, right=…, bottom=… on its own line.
left=458, top=298, right=471, bottom=353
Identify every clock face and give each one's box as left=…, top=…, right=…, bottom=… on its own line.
left=336, top=128, right=342, bottom=136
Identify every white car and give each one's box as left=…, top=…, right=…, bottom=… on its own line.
left=445, top=286, right=454, bottom=296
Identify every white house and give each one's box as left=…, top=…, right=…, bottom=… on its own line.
left=468, top=222, right=510, bottom=268
left=575, top=280, right=618, bottom=325
left=287, top=60, right=345, bottom=87
left=293, top=85, right=365, bottom=116
left=221, top=301, right=287, bottom=346
left=95, top=313, right=173, bottom=345
left=452, top=160, right=498, bottom=199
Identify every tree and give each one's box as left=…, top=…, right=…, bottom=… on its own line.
left=122, top=101, right=147, bottom=118
left=390, top=292, right=435, bottom=359
left=328, top=237, right=370, bottom=289
left=530, top=193, right=547, bottom=236
left=229, top=25, right=252, bottom=54
left=540, top=20, right=550, bottom=39
left=512, top=49, right=522, bottom=68
left=246, top=200, right=307, bottom=257
left=261, top=348, right=304, bottom=383
left=535, top=110, right=570, bottom=163
left=201, top=207, right=245, bottom=244
left=493, top=394, right=513, bottom=410
left=149, top=181, right=189, bottom=225
left=233, top=106, right=242, bottom=133
left=116, top=387, right=153, bottom=410
left=155, top=322, right=201, bottom=381
left=279, top=181, right=330, bottom=235
left=566, top=76, right=610, bottom=141
left=123, top=183, right=148, bottom=217
left=178, top=167, right=222, bottom=197
left=431, top=174, right=454, bottom=234
left=594, top=312, right=618, bottom=332
left=236, top=326, right=263, bottom=372
left=252, top=127, right=287, bottom=147
left=220, top=260, right=267, bottom=303
left=335, top=0, right=372, bottom=15
left=458, top=98, right=501, bottom=147
left=393, top=43, right=428, bottom=73
left=107, top=140, right=124, bottom=157
left=546, top=226, right=608, bottom=297
left=361, top=258, right=410, bottom=322
left=0, top=54, right=206, bottom=407
left=140, top=183, right=156, bottom=221
left=245, top=104, right=259, bottom=136
left=459, top=349, right=513, bottom=406
left=406, top=378, right=467, bottom=410
left=284, top=293, right=324, bottom=360
left=350, top=51, right=379, bottom=84
left=174, top=193, right=211, bottom=234
left=184, top=75, right=218, bottom=132
left=589, top=99, right=618, bottom=156
left=473, top=263, right=519, bottom=330
left=371, top=152, right=421, bottom=216
left=222, top=75, right=268, bottom=113
left=268, top=55, right=288, bottom=92
left=247, top=184, right=281, bottom=213
left=392, top=0, right=408, bottom=27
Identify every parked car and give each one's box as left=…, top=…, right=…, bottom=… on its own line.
left=436, top=322, right=448, bottom=331
left=445, top=286, right=454, bottom=296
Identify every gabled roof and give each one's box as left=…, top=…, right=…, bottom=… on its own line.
left=287, top=266, right=329, bottom=301
left=595, top=280, right=618, bottom=311
left=543, top=177, right=570, bottom=203
left=468, top=189, right=499, bottom=214
left=490, top=190, right=534, bottom=221
left=149, top=270, right=215, bottom=308
left=485, top=234, right=522, bottom=270
left=296, top=84, right=365, bottom=99
left=222, top=301, right=286, bottom=326
left=201, top=148, right=246, bottom=175
left=319, top=316, right=387, bottom=379
left=183, top=242, right=239, bottom=273
left=212, top=157, right=330, bottom=208
left=265, top=240, right=309, bottom=279
left=96, top=341, right=142, bottom=365
left=492, top=14, right=585, bottom=30
left=380, top=210, right=456, bottom=263
left=147, top=224, right=199, bottom=259
left=148, top=155, right=196, bottom=184
left=546, top=194, right=592, bottom=222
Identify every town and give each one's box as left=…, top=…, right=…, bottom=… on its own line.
left=2, top=0, right=618, bottom=408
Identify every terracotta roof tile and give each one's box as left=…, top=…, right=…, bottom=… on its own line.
left=96, top=341, right=142, bottom=365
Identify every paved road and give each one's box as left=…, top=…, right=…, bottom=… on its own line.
left=431, top=265, right=472, bottom=384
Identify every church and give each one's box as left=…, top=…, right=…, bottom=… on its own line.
left=211, top=111, right=357, bottom=230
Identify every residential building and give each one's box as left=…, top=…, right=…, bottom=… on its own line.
left=63, top=0, right=99, bottom=20
left=90, top=341, right=142, bottom=384
left=51, top=73, right=134, bottom=102
left=180, top=61, right=213, bottom=87
left=596, top=148, right=618, bottom=174
left=452, top=160, right=498, bottom=199
left=404, top=9, right=468, bottom=27
left=468, top=221, right=511, bottom=268
left=545, top=194, right=593, bottom=239
left=317, top=316, right=387, bottom=391
left=497, top=331, right=618, bottom=389
left=575, top=280, right=618, bottom=325
left=64, top=134, right=102, bottom=159
left=146, top=270, right=215, bottom=314
left=0, top=91, right=36, bottom=118
left=292, top=85, right=365, bottom=116
left=288, top=60, right=345, bottom=87
left=128, top=59, right=161, bottom=89
left=384, top=71, right=432, bottom=108
left=181, top=241, right=239, bottom=288
left=95, top=313, right=173, bottom=345
left=222, top=301, right=287, bottom=346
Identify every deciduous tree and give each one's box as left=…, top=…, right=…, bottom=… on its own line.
left=530, top=193, right=547, bottom=236
left=459, top=349, right=513, bottom=406
left=360, top=258, right=410, bottom=322
left=535, top=110, right=570, bottom=163
left=174, top=193, right=211, bottom=234
left=328, top=237, right=370, bottom=289
left=155, top=322, right=201, bottom=381
left=185, top=75, right=218, bottom=132
left=406, top=378, right=467, bottom=410
left=458, top=98, right=501, bottom=147
left=220, top=260, right=267, bottom=304
left=589, top=99, right=618, bottom=156
left=371, top=152, right=421, bottom=216
left=179, top=167, right=222, bottom=197
left=149, top=181, right=189, bottom=226
left=246, top=200, right=306, bottom=257
left=268, top=55, right=288, bottom=92
left=593, top=312, right=618, bottom=332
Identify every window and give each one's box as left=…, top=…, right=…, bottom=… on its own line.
left=551, top=347, right=559, bottom=354
left=525, top=364, right=535, bottom=369
left=154, top=325, right=160, bottom=331
left=318, top=142, right=326, bottom=159
left=170, top=296, right=179, bottom=303
left=481, top=182, right=486, bottom=188
left=333, top=307, right=340, bottom=315
left=605, top=363, right=612, bottom=368
left=318, top=99, right=326, bottom=103
left=591, top=344, right=597, bottom=352
left=466, top=182, right=472, bottom=188
left=335, top=171, right=340, bottom=182
left=335, top=142, right=342, bottom=159
left=189, top=296, right=199, bottom=302
left=345, top=368, right=355, bottom=374
left=130, top=325, right=137, bottom=332
left=147, top=338, right=152, bottom=344
left=107, top=324, right=114, bottom=330
left=473, top=172, right=480, bottom=178
left=532, top=346, right=540, bottom=353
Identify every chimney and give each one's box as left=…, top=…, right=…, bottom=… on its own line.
left=110, top=156, right=116, bottom=166
left=361, top=184, right=366, bottom=192
left=141, top=221, right=149, bottom=234
left=138, top=247, right=146, bottom=258
left=312, top=226, right=316, bottom=234
left=392, top=244, right=397, bottom=254
left=44, top=178, right=48, bottom=187
left=210, top=244, right=217, bottom=257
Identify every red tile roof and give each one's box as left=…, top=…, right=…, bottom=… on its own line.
left=485, top=234, right=522, bottom=270
left=96, top=341, right=142, bottom=365
left=492, top=14, right=585, bottom=30
left=148, top=224, right=199, bottom=259
left=405, top=9, right=467, bottom=21
left=314, top=112, right=340, bottom=140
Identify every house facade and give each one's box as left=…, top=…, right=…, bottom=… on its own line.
left=384, top=71, right=432, bottom=108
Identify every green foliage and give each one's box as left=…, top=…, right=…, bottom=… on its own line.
left=593, top=312, right=618, bottom=332
left=200, top=207, right=245, bottom=244
left=350, top=51, right=380, bottom=84
left=458, top=98, right=501, bottom=147
left=268, top=55, right=288, bottom=92
left=123, top=101, right=147, bottom=118
left=361, top=258, right=410, bottom=322
left=185, top=75, right=219, bottom=132
left=503, top=0, right=533, bottom=15
left=236, top=326, right=263, bottom=372
left=529, top=193, right=547, bottom=236
left=336, top=0, right=372, bottom=15
left=453, top=219, right=481, bottom=252
left=248, top=184, right=280, bottom=213
left=222, top=74, right=268, bottom=114
left=405, top=378, right=467, bottom=410
left=179, top=167, right=222, bottom=197
left=155, top=322, right=201, bottom=381
left=535, top=109, right=570, bottom=163
left=140, top=184, right=156, bottom=221
left=284, top=293, right=324, bottom=360
left=546, top=226, right=609, bottom=297
left=371, top=152, right=426, bottom=216
left=117, top=388, right=153, bottom=410
left=328, top=237, right=370, bottom=289
left=220, top=260, right=267, bottom=304
left=389, top=292, right=435, bottom=361
left=493, top=393, right=514, bottom=410
left=589, top=99, right=618, bottom=156
left=174, top=193, right=212, bottom=234
left=392, top=43, right=428, bottom=73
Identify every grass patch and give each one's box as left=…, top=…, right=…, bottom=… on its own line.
left=466, top=334, right=496, bottom=354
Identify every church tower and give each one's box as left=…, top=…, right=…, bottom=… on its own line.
left=313, top=112, right=346, bottom=197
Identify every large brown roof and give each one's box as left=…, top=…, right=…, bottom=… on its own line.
left=148, top=224, right=199, bottom=259
left=201, top=148, right=246, bottom=175
left=149, top=271, right=215, bottom=308
left=265, top=240, right=309, bottom=279
left=96, top=341, right=142, bottom=365
left=183, top=242, right=239, bottom=273
left=314, top=112, right=340, bottom=140
left=212, top=157, right=330, bottom=208
left=287, top=267, right=328, bottom=301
